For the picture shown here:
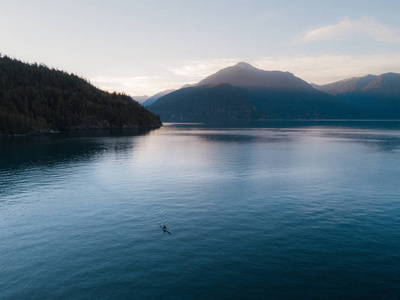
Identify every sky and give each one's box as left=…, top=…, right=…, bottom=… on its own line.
left=1, top=0, right=400, bottom=96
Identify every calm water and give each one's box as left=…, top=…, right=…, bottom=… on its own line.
left=1, top=122, right=400, bottom=299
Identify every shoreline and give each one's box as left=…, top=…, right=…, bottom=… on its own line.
left=0, top=124, right=163, bottom=138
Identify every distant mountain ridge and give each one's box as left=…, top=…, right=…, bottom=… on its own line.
left=142, top=89, right=175, bottom=107
left=313, top=73, right=400, bottom=118
left=312, top=75, right=374, bottom=95
left=148, top=62, right=360, bottom=122
left=313, top=73, right=400, bottom=95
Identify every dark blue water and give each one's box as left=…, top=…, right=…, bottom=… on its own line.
left=1, top=122, right=400, bottom=299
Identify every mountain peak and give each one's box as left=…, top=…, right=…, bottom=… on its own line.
left=235, top=62, right=256, bottom=71
left=197, top=62, right=311, bottom=90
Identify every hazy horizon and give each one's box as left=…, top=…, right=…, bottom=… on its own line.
left=2, top=0, right=400, bottom=95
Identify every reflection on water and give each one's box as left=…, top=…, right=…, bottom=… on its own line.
left=164, top=121, right=400, bottom=152
left=171, top=119, right=400, bottom=129
left=0, top=129, right=153, bottom=203
left=1, top=121, right=400, bottom=299
left=320, top=130, right=400, bottom=152
left=0, top=128, right=153, bottom=171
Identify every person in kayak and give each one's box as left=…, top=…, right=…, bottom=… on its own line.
left=160, top=223, right=171, bottom=234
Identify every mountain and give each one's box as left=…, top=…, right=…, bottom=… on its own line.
left=148, top=62, right=359, bottom=122
left=198, top=62, right=313, bottom=90
left=0, top=55, right=162, bottom=134
left=132, top=95, right=149, bottom=103
left=313, top=73, right=400, bottom=118
left=142, top=89, right=175, bottom=107
left=311, top=75, right=377, bottom=95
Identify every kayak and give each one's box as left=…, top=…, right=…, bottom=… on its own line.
left=160, top=224, right=171, bottom=234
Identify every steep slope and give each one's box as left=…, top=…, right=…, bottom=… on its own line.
left=0, top=56, right=162, bottom=134
left=148, top=62, right=359, bottom=121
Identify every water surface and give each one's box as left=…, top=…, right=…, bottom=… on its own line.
left=1, top=122, right=400, bottom=299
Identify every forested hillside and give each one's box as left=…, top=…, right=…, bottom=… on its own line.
left=0, top=55, right=161, bottom=134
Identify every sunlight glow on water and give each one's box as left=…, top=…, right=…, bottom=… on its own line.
left=1, top=122, right=400, bottom=299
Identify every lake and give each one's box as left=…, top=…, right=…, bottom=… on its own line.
left=1, top=121, right=400, bottom=299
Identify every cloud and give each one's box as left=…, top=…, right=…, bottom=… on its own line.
left=169, top=54, right=400, bottom=86
left=91, top=76, right=150, bottom=91
left=293, top=16, right=400, bottom=44
left=168, top=58, right=240, bottom=78
left=90, top=59, right=241, bottom=95
left=90, top=75, right=190, bottom=96
left=89, top=53, right=400, bottom=95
